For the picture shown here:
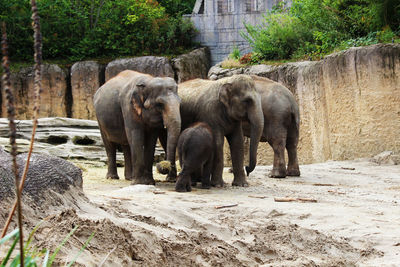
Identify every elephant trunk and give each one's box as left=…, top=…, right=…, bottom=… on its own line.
left=246, top=94, right=264, bottom=176
left=162, top=93, right=181, bottom=167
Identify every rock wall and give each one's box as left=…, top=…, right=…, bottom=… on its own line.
left=71, top=61, right=104, bottom=120
left=1, top=48, right=211, bottom=120
left=1, top=64, right=69, bottom=119
left=209, top=44, right=400, bottom=164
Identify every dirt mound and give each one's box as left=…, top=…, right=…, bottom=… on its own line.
left=3, top=158, right=397, bottom=266
left=31, top=203, right=377, bottom=267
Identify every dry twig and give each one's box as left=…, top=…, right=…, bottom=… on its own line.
left=248, top=195, right=267, bottom=199
left=1, top=0, right=43, bottom=239
left=1, top=21, right=24, bottom=265
left=215, top=204, right=238, bottom=209
left=274, top=197, right=317, bottom=203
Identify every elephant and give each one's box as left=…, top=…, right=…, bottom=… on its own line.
left=242, top=75, right=300, bottom=178
left=93, top=70, right=181, bottom=185
left=172, top=74, right=264, bottom=187
left=176, top=122, right=214, bottom=192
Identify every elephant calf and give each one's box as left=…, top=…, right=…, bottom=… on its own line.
left=176, top=122, right=214, bottom=192
left=93, top=70, right=181, bottom=185
left=243, top=76, right=300, bottom=178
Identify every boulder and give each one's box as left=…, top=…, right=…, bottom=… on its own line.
left=1, top=64, right=69, bottom=119
left=0, top=148, right=82, bottom=203
left=371, top=151, right=400, bottom=165
left=172, top=47, right=211, bottom=83
left=105, top=56, right=175, bottom=81
left=71, top=61, right=104, bottom=120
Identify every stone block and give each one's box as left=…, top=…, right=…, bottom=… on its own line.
left=71, top=61, right=104, bottom=120
left=105, top=56, right=174, bottom=81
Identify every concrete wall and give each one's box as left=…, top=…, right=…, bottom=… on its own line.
left=187, top=0, right=289, bottom=64
left=209, top=44, right=400, bottom=164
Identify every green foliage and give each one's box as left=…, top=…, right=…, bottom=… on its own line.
left=229, top=46, right=241, bottom=60
left=242, top=0, right=400, bottom=61
left=0, top=225, right=93, bottom=267
left=0, top=0, right=197, bottom=61
left=157, top=0, right=196, bottom=16
left=243, top=12, right=312, bottom=60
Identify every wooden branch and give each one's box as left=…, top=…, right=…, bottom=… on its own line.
left=215, top=204, right=238, bottom=209
left=248, top=195, right=267, bottom=199
left=1, top=21, right=24, bottom=265
left=274, top=197, right=317, bottom=203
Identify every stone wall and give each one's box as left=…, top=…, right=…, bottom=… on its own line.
left=187, top=0, right=290, bottom=65
left=1, top=64, right=69, bottom=119
left=209, top=44, right=400, bottom=164
left=0, top=48, right=211, bottom=120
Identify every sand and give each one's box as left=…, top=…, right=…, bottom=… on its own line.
left=1, top=157, right=399, bottom=266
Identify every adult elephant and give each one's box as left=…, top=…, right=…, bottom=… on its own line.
left=242, top=75, right=300, bottom=178
left=93, top=70, right=181, bottom=185
left=175, top=75, right=264, bottom=187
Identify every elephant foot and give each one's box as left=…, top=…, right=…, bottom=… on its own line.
left=269, top=168, right=286, bottom=178
left=232, top=178, right=249, bottom=187
left=106, top=173, right=119, bottom=180
left=201, top=182, right=211, bottom=189
left=211, top=179, right=225, bottom=188
left=175, top=182, right=191, bottom=192
left=130, top=177, right=155, bottom=185
left=125, top=176, right=134, bottom=181
left=286, top=168, right=300, bottom=177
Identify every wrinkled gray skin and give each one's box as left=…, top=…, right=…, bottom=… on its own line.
left=0, top=147, right=82, bottom=203
left=93, top=70, right=181, bottom=185
left=176, top=122, right=214, bottom=192
left=243, top=76, right=300, bottom=178
left=173, top=75, right=264, bottom=187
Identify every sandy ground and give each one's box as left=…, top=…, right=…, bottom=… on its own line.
left=2, top=157, right=399, bottom=266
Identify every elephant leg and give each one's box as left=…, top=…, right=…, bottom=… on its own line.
left=210, top=133, right=225, bottom=187
left=122, top=145, right=133, bottom=181
left=227, top=125, right=248, bottom=187
left=100, top=130, right=119, bottom=180
left=176, top=161, right=196, bottom=192
left=268, top=126, right=287, bottom=178
left=158, top=129, right=167, bottom=158
left=201, top=159, right=212, bottom=189
left=142, top=131, right=158, bottom=185
left=159, top=128, right=177, bottom=182
left=286, top=126, right=300, bottom=176
left=128, top=127, right=147, bottom=185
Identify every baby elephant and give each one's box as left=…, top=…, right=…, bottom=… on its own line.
left=176, top=122, right=214, bottom=192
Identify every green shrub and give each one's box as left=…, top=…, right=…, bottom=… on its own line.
left=242, top=12, right=311, bottom=60
left=0, top=0, right=196, bottom=61
left=242, top=0, right=400, bottom=62
left=229, top=46, right=241, bottom=60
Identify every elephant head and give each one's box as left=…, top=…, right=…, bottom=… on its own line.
left=218, top=75, right=264, bottom=175
left=131, top=76, right=181, bottom=166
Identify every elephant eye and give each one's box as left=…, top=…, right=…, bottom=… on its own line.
left=243, top=97, right=252, bottom=105
left=155, top=102, right=164, bottom=109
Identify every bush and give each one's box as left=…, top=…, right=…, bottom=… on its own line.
left=229, top=46, right=241, bottom=60
left=242, top=0, right=400, bottom=62
left=242, top=12, right=312, bottom=60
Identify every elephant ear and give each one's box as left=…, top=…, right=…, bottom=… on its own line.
left=219, top=82, right=232, bottom=108
left=131, top=80, right=146, bottom=117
